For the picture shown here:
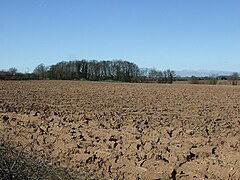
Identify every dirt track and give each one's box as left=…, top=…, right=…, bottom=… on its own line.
left=0, top=81, right=240, bottom=179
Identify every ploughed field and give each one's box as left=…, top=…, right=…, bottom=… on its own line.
left=0, top=81, right=240, bottom=179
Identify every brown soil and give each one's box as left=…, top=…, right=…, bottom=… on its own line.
left=0, top=81, right=240, bottom=179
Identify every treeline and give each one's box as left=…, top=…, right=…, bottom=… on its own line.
left=32, top=60, right=176, bottom=83
left=0, top=68, right=39, bottom=80
left=1, top=60, right=239, bottom=85
left=40, top=60, right=139, bottom=82
left=189, top=72, right=239, bottom=85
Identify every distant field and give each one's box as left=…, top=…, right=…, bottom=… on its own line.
left=1, top=81, right=240, bottom=179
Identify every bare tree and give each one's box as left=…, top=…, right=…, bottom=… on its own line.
left=148, top=69, right=163, bottom=83
left=164, top=69, right=175, bottom=84
left=33, top=63, right=48, bottom=79
left=8, top=67, right=18, bottom=75
left=230, top=72, right=239, bottom=85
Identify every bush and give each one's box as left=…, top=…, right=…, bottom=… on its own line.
left=0, top=142, right=97, bottom=180
left=204, top=75, right=218, bottom=85
left=189, top=76, right=199, bottom=84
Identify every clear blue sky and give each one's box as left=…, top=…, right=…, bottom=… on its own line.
left=0, top=0, right=239, bottom=72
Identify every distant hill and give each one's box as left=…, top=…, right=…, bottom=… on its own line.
left=175, top=70, right=234, bottom=77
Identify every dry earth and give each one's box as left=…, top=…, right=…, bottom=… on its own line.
left=0, top=81, right=240, bottom=179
